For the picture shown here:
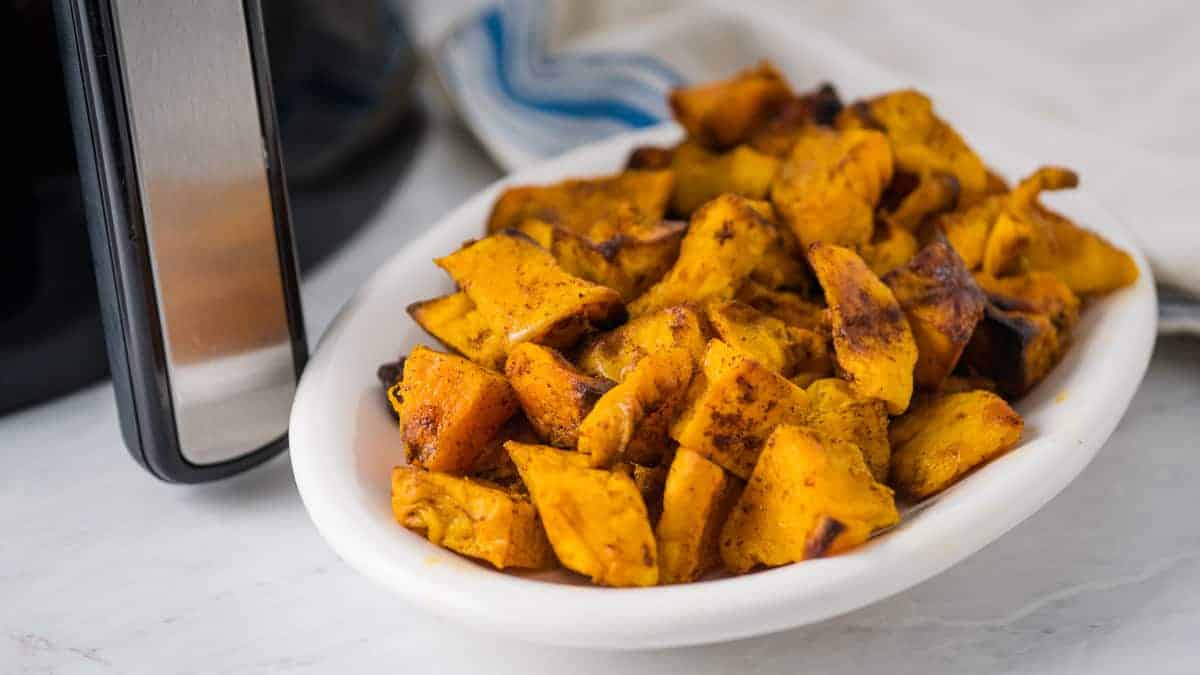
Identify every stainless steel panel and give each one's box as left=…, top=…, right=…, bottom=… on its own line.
left=111, top=0, right=296, bottom=465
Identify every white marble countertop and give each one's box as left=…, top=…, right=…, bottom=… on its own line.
left=6, top=4, right=1200, bottom=672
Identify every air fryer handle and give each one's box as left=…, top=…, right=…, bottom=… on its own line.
left=55, top=0, right=307, bottom=482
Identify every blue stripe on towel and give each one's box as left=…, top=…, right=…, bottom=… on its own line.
left=481, top=8, right=663, bottom=128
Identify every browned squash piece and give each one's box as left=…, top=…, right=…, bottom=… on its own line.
left=883, top=237, right=986, bottom=390
left=515, top=219, right=636, bottom=300
left=883, top=171, right=962, bottom=230
left=985, top=168, right=1010, bottom=195
left=979, top=211, right=1036, bottom=277
left=506, top=442, right=658, bottom=587
left=938, top=375, right=998, bottom=395
left=750, top=218, right=814, bottom=293
left=938, top=167, right=1138, bottom=296
left=889, top=391, right=1023, bottom=499
left=626, top=145, right=674, bottom=170
left=863, top=217, right=920, bottom=276
left=397, top=346, right=519, bottom=473
left=669, top=61, right=793, bottom=149
left=961, top=304, right=1064, bottom=398
left=576, top=305, right=708, bottom=382
left=669, top=141, right=780, bottom=216
left=628, top=194, right=778, bottom=317
left=787, top=329, right=836, bottom=388
left=938, top=194, right=1006, bottom=270
left=974, top=270, right=1080, bottom=332
left=706, top=300, right=827, bottom=378
left=747, top=83, right=844, bottom=157
left=436, top=231, right=624, bottom=351
left=470, top=413, right=541, bottom=488
left=656, top=449, right=742, bottom=584
left=735, top=281, right=830, bottom=334
left=391, top=466, right=554, bottom=570
left=509, top=217, right=556, bottom=248
left=486, top=170, right=674, bottom=237
left=837, top=90, right=988, bottom=212
left=670, top=339, right=810, bottom=478
left=720, top=425, right=899, bottom=573
left=770, top=126, right=894, bottom=250
left=611, top=220, right=690, bottom=298
left=386, top=380, right=404, bottom=417
left=614, top=460, right=672, bottom=526
left=1011, top=169, right=1139, bottom=295
left=721, top=289, right=832, bottom=385
left=789, top=372, right=823, bottom=390
left=515, top=218, right=687, bottom=301
left=804, top=378, right=891, bottom=482
left=504, top=343, right=615, bottom=448
left=407, top=292, right=508, bottom=370
left=579, top=348, right=695, bottom=468
left=808, top=242, right=918, bottom=414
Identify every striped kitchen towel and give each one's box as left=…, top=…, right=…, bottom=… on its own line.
left=435, top=0, right=684, bottom=171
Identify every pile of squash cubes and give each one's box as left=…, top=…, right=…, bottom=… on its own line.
left=384, top=63, right=1138, bottom=586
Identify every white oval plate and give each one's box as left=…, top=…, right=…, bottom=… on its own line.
left=289, top=124, right=1156, bottom=650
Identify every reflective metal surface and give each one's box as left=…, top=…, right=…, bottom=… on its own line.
left=112, top=0, right=296, bottom=464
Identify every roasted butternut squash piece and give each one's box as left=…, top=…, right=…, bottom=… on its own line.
left=985, top=168, right=1010, bottom=195
left=883, top=237, right=986, bottom=390
left=720, top=425, right=899, bottom=573
left=656, top=449, right=742, bottom=584
left=883, top=171, right=962, bottom=230
left=808, top=242, right=918, bottom=414
left=837, top=90, right=988, bottom=213
left=391, top=466, right=554, bottom=570
left=804, top=378, right=890, bottom=483
left=579, top=348, right=694, bottom=468
left=470, top=413, right=541, bottom=488
left=770, top=126, right=893, bottom=250
left=626, top=145, right=674, bottom=170
left=486, top=170, right=674, bottom=238
left=407, top=292, right=507, bottom=370
left=706, top=300, right=827, bottom=378
left=747, top=82, right=844, bottom=157
left=863, top=217, right=919, bottom=277
left=1012, top=169, right=1138, bottom=295
left=889, top=390, right=1023, bottom=499
left=670, top=62, right=793, bottom=149
left=397, top=346, right=519, bottom=473
left=436, top=231, right=624, bottom=351
left=514, top=219, right=635, bottom=299
left=750, top=218, right=814, bottom=293
left=961, top=304, right=1064, bottom=398
left=506, top=442, right=658, bottom=587
left=610, top=220, right=690, bottom=297
left=938, top=195, right=1005, bottom=270
left=576, top=305, right=708, bottom=382
left=974, top=270, right=1080, bottom=333
left=516, top=218, right=688, bottom=301
left=669, top=141, right=780, bottom=216
left=505, top=343, right=614, bottom=448
left=735, top=281, right=830, bottom=334
left=938, top=167, right=1137, bottom=295
left=619, top=461, right=671, bottom=526
left=629, top=194, right=778, bottom=317
left=670, top=339, right=810, bottom=478
left=980, top=211, right=1036, bottom=277
left=386, top=380, right=404, bottom=418
left=937, top=375, right=997, bottom=395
